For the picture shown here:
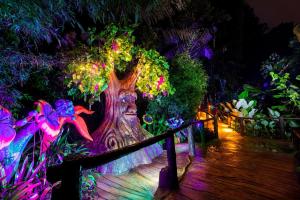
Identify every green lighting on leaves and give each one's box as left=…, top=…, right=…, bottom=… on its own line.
left=66, top=25, right=174, bottom=104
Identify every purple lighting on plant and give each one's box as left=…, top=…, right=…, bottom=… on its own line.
left=204, top=48, right=213, bottom=60
left=197, top=121, right=204, bottom=129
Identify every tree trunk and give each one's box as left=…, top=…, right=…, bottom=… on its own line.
left=90, top=70, right=147, bottom=152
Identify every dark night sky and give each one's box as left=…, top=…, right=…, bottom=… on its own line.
left=246, top=0, right=300, bottom=27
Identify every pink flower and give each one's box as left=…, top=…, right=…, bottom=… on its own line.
left=101, top=63, right=106, bottom=69
left=92, top=63, right=99, bottom=69
left=94, top=84, right=99, bottom=92
left=157, top=76, right=165, bottom=90
left=112, top=41, right=119, bottom=51
left=163, top=90, right=168, bottom=96
left=158, top=76, right=165, bottom=84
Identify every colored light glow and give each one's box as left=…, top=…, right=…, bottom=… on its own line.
left=222, top=128, right=234, bottom=133
left=0, top=99, right=94, bottom=183
left=220, top=123, right=229, bottom=128
left=204, top=47, right=213, bottom=60
left=143, top=114, right=153, bottom=124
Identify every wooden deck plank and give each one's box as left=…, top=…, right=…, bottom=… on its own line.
left=93, top=145, right=190, bottom=200
left=90, top=122, right=299, bottom=200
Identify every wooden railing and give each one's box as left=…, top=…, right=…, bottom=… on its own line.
left=218, top=107, right=300, bottom=146
left=47, top=117, right=217, bottom=200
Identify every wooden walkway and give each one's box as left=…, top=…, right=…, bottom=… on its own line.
left=90, top=144, right=191, bottom=200
left=89, top=122, right=299, bottom=200
left=163, top=123, right=300, bottom=200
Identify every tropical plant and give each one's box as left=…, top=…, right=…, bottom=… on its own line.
left=81, top=169, right=101, bottom=200
left=0, top=51, right=62, bottom=117
left=147, top=53, right=208, bottom=122
left=244, top=108, right=280, bottom=137
left=142, top=114, right=169, bottom=136
left=269, top=71, right=300, bottom=111
left=260, top=53, right=288, bottom=79
left=0, top=156, right=59, bottom=200
left=233, top=99, right=257, bottom=118
left=0, top=0, right=189, bottom=117
left=0, top=0, right=188, bottom=45
left=47, top=128, right=90, bottom=166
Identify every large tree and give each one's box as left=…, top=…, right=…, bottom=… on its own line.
left=0, top=0, right=187, bottom=115
left=66, top=25, right=174, bottom=152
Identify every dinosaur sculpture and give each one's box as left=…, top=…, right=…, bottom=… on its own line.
left=36, top=99, right=94, bottom=153
left=0, top=106, right=16, bottom=150
left=0, top=99, right=93, bottom=183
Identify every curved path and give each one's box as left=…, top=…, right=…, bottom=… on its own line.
left=163, top=123, right=300, bottom=200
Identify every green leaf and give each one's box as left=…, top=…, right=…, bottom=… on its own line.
left=271, top=105, right=287, bottom=112
left=101, top=83, right=108, bottom=92
left=273, top=94, right=283, bottom=98
left=288, top=120, right=300, bottom=128
left=238, top=91, right=248, bottom=99
left=269, top=121, right=276, bottom=129
left=290, top=84, right=299, bottom=90
left=261, top=120, right=269, bottom=127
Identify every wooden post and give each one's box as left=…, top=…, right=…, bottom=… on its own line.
left=52, top=162, right=81, bottom=200
left=187, top=126, right=195, bottom=157
left=279, top=116, right=285, bottom=138
left=292, top=129, right=300, bottom=151
left=200, top=128, right=205, bottom=147
left=227, top=113, right=230, bottom=126
left=228, top=115, right=232, bottom=128
left=239, top=118, right=244, bottom=135
left=214, top=115, right=219, bottom=138
left=159, top=134, right=178, bottom=189
left=166, top=134, right=178, bottom=189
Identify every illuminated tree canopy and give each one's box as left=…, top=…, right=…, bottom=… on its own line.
left=66, top=25, right=174, bottom=105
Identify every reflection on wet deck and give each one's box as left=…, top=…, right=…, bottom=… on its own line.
left=164, top=123, right=300, bottom=200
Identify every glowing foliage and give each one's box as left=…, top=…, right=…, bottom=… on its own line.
left=270, top=71, right=300, bottom=109
left=136, top=49, right=174, bottom=98
left=145, top=53, right=208, bottom=135
left=66, top=25, right=173, bottom=104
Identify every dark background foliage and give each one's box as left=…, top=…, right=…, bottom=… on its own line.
left=0, top=0, right=298, bottom=117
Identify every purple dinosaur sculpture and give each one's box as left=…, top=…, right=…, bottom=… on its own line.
left=0, top=99, right=93, bottom=183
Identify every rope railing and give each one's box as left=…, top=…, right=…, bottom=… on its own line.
left=47, top=117, right=217, bottom=200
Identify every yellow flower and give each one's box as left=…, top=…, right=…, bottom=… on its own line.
left=79, top=84, right=84, bottom=92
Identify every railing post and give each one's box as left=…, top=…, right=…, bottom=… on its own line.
left=239, top=118, right=244, bottom=135
left=52, top=162, right=81, bottom=200
left=214, top=115, right=218, bottom=138
left=159, top=133, right=178, bottom=189
left=279, top=116, right=285, bottom=138
left=187, top=126, right=195, bottom=157
left=166, top=134, right=178, bottom=189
